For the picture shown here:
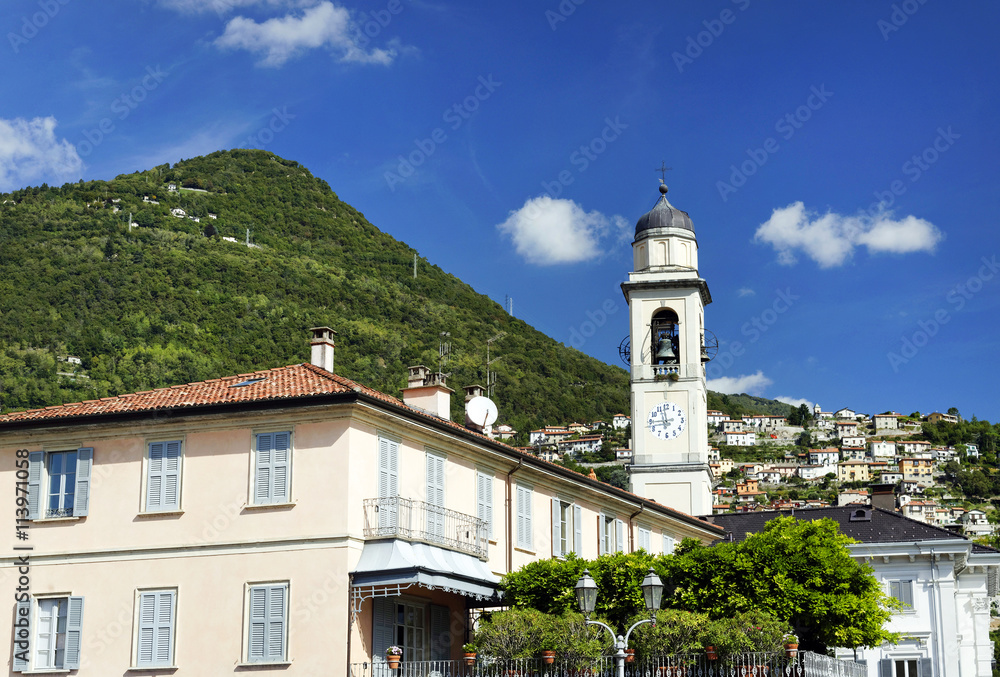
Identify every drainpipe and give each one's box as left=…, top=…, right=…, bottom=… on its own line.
left=628, top=504, right=644, bottom=552
left=506, top=458, right=524, bottom=573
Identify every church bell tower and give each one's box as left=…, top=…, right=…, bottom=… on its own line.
left=623, top=182, right=713, bottom=516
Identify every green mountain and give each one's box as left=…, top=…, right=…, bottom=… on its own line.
left=0, top=149, right=635, bottom=433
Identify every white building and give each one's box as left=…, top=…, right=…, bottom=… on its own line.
left=725, top=431, right=756, bottom=446
left=871, top=440, right=897, bottom=459
left=835, top=407, right=857, bottom=419
left=873, top=414, right=901, bottom=430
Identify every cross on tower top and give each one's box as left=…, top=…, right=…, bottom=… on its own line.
left=656, top=162, right=672, bottom=182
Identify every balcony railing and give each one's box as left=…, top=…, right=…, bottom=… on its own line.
left=350, top=652, right=866, bottom=677
left=363, top=496, right=489, bottom=560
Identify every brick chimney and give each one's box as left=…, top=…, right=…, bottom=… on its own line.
left=463, top=384, right=485, bottom=402
left=309, top=327, right=336, bottom=372
left=401, top=365, right=453, bottom=420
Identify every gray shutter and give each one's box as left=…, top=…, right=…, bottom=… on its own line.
left=598, top=516, right=605, bottom=555
left=477, top=473, right=493, bottom=539
left=13, top=599, right=30, bottom=671
left=249, top=584, right=286, bottom=662
left=879, top=659, right=893, bottom=677
left=573, top=505, right=583, bottom=555
left=523, top=487, right=532, bottom=549
left=272, top=432, right=290, bottom=503
left=552, top=497, right=561, bottom=557
left=74, top=448, right=93, bottom=517
left=162, top=441, right=181, bottom=509
left=27, top=451, right=43, bottom=520
left=919, top=658, right=932, bottom=677
left=378, top=437, right=399, bottom=498
left=266, top=585, right=286, bottom=662
left=430, top=604, right=451, bottom=661
left=426, top=453, right=445, bottom=538
left=146, top=442, right=165, bottom=510
left=372, top=597, right=396, bottom=660
left=64, top=596, right=85, bottom=669
left=138, top=591, right=174, bottom=666
left=616, top=518, right=625, bottom=552
left=255, top=433, right=274, bottom=504
left=249, top=586, right=266, bottom=661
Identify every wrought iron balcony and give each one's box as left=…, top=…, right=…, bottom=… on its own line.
left=363, top=496, right=489, bottom=560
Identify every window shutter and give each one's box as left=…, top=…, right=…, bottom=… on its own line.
left=903, top=581, right=913, bottom=608
left=267, top=585, right=287, bottom=662
left=162, top=442, right=181, bottom=510
left=598, top=516, right=605, bottom=556
left=64, top=596, right=85, bottom=669
left=138, top=591, right=174, bottom=666
left=430, top=604, right=451, bottom=661
left=27, top=451, right=43, bottom=520
left=272, top=432, right=290, bottom=503
left=552, top=498, right=561, bottom=557
left=477, top=473, right=493, bottom=539
left=74, top=448, right=93, bottom=517
left=255, top=433, right=273, bottom=504
left=515, top=486, right=525, bottom=547
left=918, top=658, right=932, bottom=677
left=616, top=519, right=625, bottom=552
left=426, top=453, right=445, bottom=538
left=879, top=659, right=893, bottom=677
left=378, top=436, right=399, bottom=498
left=13, top=599, right=30, bottom=672
left=573, top=505, right=583, bottom=555
left=524, top=487, right=533, bottom=549
left=663, top=534, right=675, bottom=555
left=372, top=597, right=396, bottom=660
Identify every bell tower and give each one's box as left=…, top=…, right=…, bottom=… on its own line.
left=622, top=182, right=713, bottom=515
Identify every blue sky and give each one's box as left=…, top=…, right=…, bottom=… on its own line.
left=2, top=0, right=999, bottom=421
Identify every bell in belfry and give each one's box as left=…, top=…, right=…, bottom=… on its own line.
left=700, top=343, right=710, bottom=362
left=654, top=337, right=676, bottom=364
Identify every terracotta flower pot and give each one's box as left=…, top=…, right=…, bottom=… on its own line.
left=705, top=646, right=718, bottom=661
left=542, top=650, right=556, bottom=664
left=464, top=653, right=477, bottom=666
left=785, top=643, right=799, bottom=658
left=625, top=649, right=635, bottom=664
left=386, top=655, right=401, bottom=669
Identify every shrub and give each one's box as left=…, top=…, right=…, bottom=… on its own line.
left=628, top=609, right=708, bottom=659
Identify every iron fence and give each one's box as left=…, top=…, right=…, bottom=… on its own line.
left=350, top=652, right=866, bottom=677
left=362, top=496, right=489, bottom=560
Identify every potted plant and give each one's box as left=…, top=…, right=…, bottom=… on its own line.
left=624, top=649, right=635, bottom=664
left=783, top=634, right=799, bottom=658
left=385, top=645, right=403, bottom=669
left=541, top=649, right=557, bottom=664
left=463, top=643, right=478, bottom=666
left=667, top=372, right=680, bottom=382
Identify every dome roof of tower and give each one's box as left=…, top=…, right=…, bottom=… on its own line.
left=635, top=183, right=694, bottom=237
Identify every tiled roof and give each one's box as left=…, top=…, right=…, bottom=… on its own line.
left=0, top=363, right=387, bottom=424
left=702, top=506, right=971, bottom=545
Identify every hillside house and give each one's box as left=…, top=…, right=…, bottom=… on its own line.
left=926, top=412, right=960, bottom=424
left=615, top=448, right=633, bottom=461
left=725, top=431, right=755, bottom=446
left=901, top=457, right=935, bottom=488
left=611, top=413, right=630, bottom=429
left=838, top=460, right=871, bottom=483
left=721, top=419, right=745, bottom=433
left=808, top=448, right=839, bottom=469
left=556, top=434, right=603, bottom=456
left=873, top=413, right=901, bottom=430
left=870, top=440, right=897, bottom=458
left=0, top=328, right=724, bottom=675
left=835, top=421, right=860, bottom=437
left=841, top=435, right=867, bottom=448
left=837, top=489, right=869, bottom=505
left=706, top=410, right=727, bottom=426
left=798, top=464, right=828, bottom=481
left=835, top=407, right=857, bottom=419
left=841, top=446, right=867, bottom=461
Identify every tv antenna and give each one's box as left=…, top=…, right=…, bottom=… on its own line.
left=486, top=332, right=506, bottom=399
left=438, top=332, right=451, bottom=374
left=505, top=295, right=514, bottom=316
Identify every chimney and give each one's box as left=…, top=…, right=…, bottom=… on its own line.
left=870, top=483, right=896, bottom=511
left=401, top=365, right=453, bottom=420
left=463, top=384, right=485, bottom=402
left=309, top=327, right=336, bottom=372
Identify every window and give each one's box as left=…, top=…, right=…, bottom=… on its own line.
left=552, top=499, right=582, bottom=557
left=372, top=598, right=451, bottom=663
left=145, top=441, right=182, bottom=512
left=426, top=451, right=445, bottom=540
left=377, top=435, right=400, bottom=529
left=26, top=448, right=92, bottom=519
left=600, top=515, right=624, bottom=554
left=889, top=580, right=914, bottom=610
left=253, top=432, right=291, bottom=505
left=879, top=658, right=931, bottom=677
left=637, top=526, right=651, bottom=551
left=516, top=484, right=533, bottom=549
left=476, top=471, right=493, bottom=538
left=135, top=590, right=176, bottom=668
left=247, top=583, right=288, bottom=663
left=662, top=534, right=676, bottom=555
left=13, top=596, right=85, bottom=672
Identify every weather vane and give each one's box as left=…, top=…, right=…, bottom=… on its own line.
left=656, top=162, right=672, bottom=182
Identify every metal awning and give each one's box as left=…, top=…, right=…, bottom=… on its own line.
left=350, top=540, right=501, bottom=622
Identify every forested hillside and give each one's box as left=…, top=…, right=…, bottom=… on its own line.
left=0, top=150, right=633, bottom=431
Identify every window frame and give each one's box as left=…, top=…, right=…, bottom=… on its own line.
left=25, top=447, right=93, bottom=520
left=888, top=579, right=915, bottom=612
left=476, top=470, right=494, bottom=540
left=15, top=594, right=85, bottom=673
left=244, top=581, right=290, bottom=665
left=637, top=525, right=651, bottom=552
left=251, top=430, right=293, bottom=506
left=142, top=439, right=184, bottom=514
left=132, top=588, right=178, bottom=669
left=515, top=483, right=533, bottom=550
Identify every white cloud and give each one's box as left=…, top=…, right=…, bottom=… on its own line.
left=754, top=201, right=943, bottom=268
left=215, top=1, right=396, bottom=67
left=707, top=371, right=773, bottom=396
left=155, top=0, right=315, bottom=14
left=0, top=117, right=83, bottom=192
left=775, top=396, right=814, bottom=410
left=496, top=196, right=628, bottom=265
left=737, top=287, right=755, bottom=297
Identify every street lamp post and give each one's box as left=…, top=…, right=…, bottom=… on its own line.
left=574, top=568, right=664, bottom=677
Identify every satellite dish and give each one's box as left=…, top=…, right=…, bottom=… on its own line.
left=466, top=396, right=499, bottom=428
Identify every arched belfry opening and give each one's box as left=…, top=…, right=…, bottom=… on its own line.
left=651, top=308, right=679, bottom=365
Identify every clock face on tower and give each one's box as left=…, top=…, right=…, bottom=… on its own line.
left=647, top=402, right=686, bottom=440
